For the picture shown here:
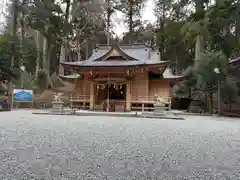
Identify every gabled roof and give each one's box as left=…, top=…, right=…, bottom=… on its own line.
left=94, top=43, right=138, bottom=61
left=61, top=43, right=167, bottom=68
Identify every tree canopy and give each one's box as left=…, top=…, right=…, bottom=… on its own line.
left=1, top=0, right=240, bottom=111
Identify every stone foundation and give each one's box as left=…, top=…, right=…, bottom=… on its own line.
left=51, top=101, right=64, bottom=114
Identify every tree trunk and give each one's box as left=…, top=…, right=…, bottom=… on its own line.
left=19, top=17, right=24, bottom=66
left=194, top=0, right=204, bottom=69
left=19, top=0, right=27, bottom=67
left=128, top=1, right=133, bottom=44
left=194, top=35, right=204, bottom=68
left=59, top=44, right=66, bottom=75
left=42, top=37, right=50, bottom=74
left=11, top=0, right=18, bottom=68
left=10, top=0, right=18, bottom=109
left=76, top=30, right=82, bottom=61
left=216, top=0, right=229, bottom=37
left=48, top=45, right=54, bottom=74
left=85, top=40, right=89, bottom=59
left=107, top=0, right=111, bottom=45
left=208, top=92, right=213, bottom=113
left=175, top=46, right=179, bottom=74
left=160, top=2, right=165, bottom=61
left=129, top=2, right=133, bottom=32
left=42, top=37, right=54, bottom=89
left=35, top=30, right=41, bottom=80
left=59, top=0, right=70, bottom=75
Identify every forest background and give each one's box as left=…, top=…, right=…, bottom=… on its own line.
left=0, top=0, right=240, bottom=113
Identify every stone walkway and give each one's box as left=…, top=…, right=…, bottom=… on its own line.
left=0, top=110, right=240, bottom=179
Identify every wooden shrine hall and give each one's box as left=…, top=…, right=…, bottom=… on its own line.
left=60, top=43, right=183, bottom=112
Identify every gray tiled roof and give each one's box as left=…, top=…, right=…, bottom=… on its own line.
left=62, top=59, right=167, bottom=67
left=62, top=44, right=165, bottom=67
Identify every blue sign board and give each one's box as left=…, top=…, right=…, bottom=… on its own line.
left=13, top=89, right=33, bottom=102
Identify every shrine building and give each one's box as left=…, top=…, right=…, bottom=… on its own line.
left=60, top=43, right=183, bottom=112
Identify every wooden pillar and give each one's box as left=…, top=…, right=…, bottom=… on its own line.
left=126, top=81, right=131, bottom=111
left=83, top=79, right=86, bottom=107
left=169, top=80, right=174, bottom=98
left=142, top=103, right=144, bottom=112
left=90, top=82, right=94, bottom=110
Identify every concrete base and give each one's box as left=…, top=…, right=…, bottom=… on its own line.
left=33, top=109, right=184, bottom=120
left=153, top=103, right=166, bottom=115
left=51, top=101, right=64, bottom=114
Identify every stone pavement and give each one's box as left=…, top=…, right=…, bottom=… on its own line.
left=0, top=110, right=240, bottom=179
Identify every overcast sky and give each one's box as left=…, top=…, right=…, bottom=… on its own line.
left=0, top=0, right=8, bottom=32
left=113, top=0, right=156, bottom=37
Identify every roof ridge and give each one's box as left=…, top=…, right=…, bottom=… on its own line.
left=120, top=44, right=148, bottom=49
left=95, top=43, right=149, bottom=50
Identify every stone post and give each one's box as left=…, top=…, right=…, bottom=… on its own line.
left=126, top=81, right=131, bottom=111
left=168, top=81, right=174, bottom=110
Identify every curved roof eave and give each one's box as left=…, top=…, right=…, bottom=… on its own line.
left=162, top=68, right=185, bottom=80
left=60, top=60, right=169, bottom=69
left=163, top=76, right=185, bottom=80
left=59, top=74, right=82, bottom=79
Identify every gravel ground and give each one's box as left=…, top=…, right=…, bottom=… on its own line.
left=0, top=110, right=240, bottom=180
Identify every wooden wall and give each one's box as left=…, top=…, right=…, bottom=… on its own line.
left=75, top=79, right=84, bottom=97
left=75, top=76, right=90, bottom=100
left=84, top=75, right=90, bottom=97
left=75, top=73, right=171, bottom=103
left=131, top=72, right=149, bottom=99
left=148, top=79, right=170, bottom=101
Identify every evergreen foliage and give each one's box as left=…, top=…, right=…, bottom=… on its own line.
left=1, top=0, right=240, bottom=111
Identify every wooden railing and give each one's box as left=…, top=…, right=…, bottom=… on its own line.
left=131, top=95, right=171, bottom=103
left=131, top=96, right=154, bottom=103
left=69, top=94, right=172, bottom=112
left=70, top=95, right=90, bottom=111
left=222, top=103, right=240, bottom=117
left=131, top=95, right=172, bottom=112
left=70, top=95, right=90, bottom=102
